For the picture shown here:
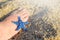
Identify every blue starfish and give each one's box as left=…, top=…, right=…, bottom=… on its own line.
left=12, top=16, right=29, bottom=31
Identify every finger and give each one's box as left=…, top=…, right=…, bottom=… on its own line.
left=21, top=14, right=29, bottom=21
left=18, top=8, right=29, bottom=16
left=21, top=15, right=29, bottom=22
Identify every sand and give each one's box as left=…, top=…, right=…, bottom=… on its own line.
left=0, top=0, right=60, bottom=40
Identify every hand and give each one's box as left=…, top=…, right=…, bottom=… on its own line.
left=0, top=8, right=29, bottom=40
left=18, top=8, right=29, bottom=22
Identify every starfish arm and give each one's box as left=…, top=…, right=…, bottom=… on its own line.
left=18, top=16, right=22, bottom=21
left=12, top=21, right=18, bottom=25
left=24, top=21, right=29, bottom=24
left=16, top=25, right=21, bottom=30
left=22, top=26, right=28, bottom=31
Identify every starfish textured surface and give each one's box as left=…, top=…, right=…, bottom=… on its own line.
left=12, top=16, right=29, bottom=31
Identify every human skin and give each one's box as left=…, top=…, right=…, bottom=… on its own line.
left=0, top=8, right=29, bottom=40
